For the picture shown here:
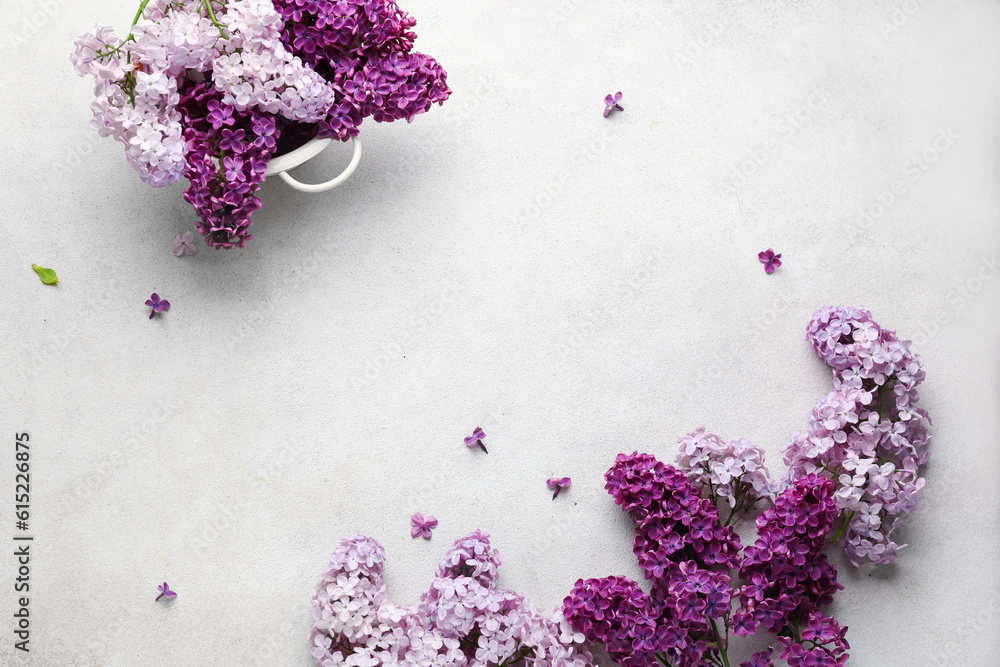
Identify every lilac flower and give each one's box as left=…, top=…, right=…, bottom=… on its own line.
left=206, top=100, right=235, bottom=130
left=309, top=532, right=594, bottom=667
left=784, top=307, right=930, bottom=565
left=410, top=512, right=437, bottom=539
left=222, top=155, right=246, bottom=182
left=218, top=128, right=246, bottom=154
left=172, top=231, right=197, bottom=256
left=155, top=582, right=176, bottom=601
left=252, top=121, right=277, bottom=151
left=547, top=477, right=571, bottom=499
left=741, top=647, right=775, bottom=667
left=565, top=453, right=744, bottom=667
left=676, top=428, right=774, bottom=522
left=737, top=475, right=844, bottom=632
left=464, top=427, right=487, bottom=453
left=73, top=0, right=452, bottom=250
left=775, top=612, right=849, bottom=667
left=145, top=293, right=170, bottom=319
left=604, top=91, right=624, bottom=117
left=758, top=249, right=782, bottom=274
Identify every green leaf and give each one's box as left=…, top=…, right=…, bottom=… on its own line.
left=31, top=264, right=59, bottom=285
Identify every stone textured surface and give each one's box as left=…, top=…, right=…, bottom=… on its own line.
left=0, top=0, right=998, bottom=665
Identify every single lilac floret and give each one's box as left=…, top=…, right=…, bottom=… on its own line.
left=604, top=91, right=624, bottom=117
left=172, top=231, right=197, bottom=256
left=758, top=249, right=782, bottom=274
left=410, top=512, right=437, bottom=539
left=145, top=293, right=170, bottom=319
left=547, top=477, right=572, bottom=499
left=464, top=427, right=487, bottom=453
left=156, top=582, right=176, bottom=601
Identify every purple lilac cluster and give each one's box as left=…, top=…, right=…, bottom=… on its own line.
left=73, top=0, right=450, bottom=249
left=310, top=532, right=594, bottom=667
left=734, top=474, right=848, bottom=666
left=563, top=452, right=742, bottom=667
left=675, top=428, right=774, bottom=524
left=271, top=0, right=452, bottom=141
left=783, top=306, right=931, bottom=565
left=177, top=80, right=276, bottom=247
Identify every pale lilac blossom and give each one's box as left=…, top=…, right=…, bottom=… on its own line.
left=546, top=477, right=571, bottom=499
left=410, top=513, right=437, bottom=540
left=464, top=427, right=487, bottom=453
left=783, top=306, right=931, bottom=566
left=309, top=532, right=594, bottom=667
left=603, top=92, right=623, bottom=117
left=172, top=231, right=197, bottom=256
left=156, top=582, right=177, bottom=601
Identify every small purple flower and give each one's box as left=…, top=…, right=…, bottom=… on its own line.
left=206, top=100, right=235, bottom=130
left=603, top=92, right=624, bottom=117
left=705, top=591, right=729, bottom=618
left=410, top=512, right=437, bottom=539
left=741, top=647, right=775, bottom=667
left=547, top=477, right=571, bottom=499
left=252, top=122, right=277, bottom=151
left=155, top=582, right=176, bottom=602
left=172, top=231, right=197, bottom=256
left=145, top=293, right=170, bottom=319
left=219, top=128, right=246, bottom=154
left=223, top=155, right=246, bottom=182
left=758, top=248, right=782, bottom=274
left=464, top=427, right=487, bottom=453
left=677, top=591, right=707, bottom=623
left=732, top=609, right=759, bottom=636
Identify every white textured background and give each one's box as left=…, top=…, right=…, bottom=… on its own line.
left=1, top=0, right=998, bottom=665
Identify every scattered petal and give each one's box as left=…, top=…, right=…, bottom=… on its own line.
left=411, top=513, right=438, bottom=540
left=173, top=231, right=197, bottom=257
left=464, top=427, right=487, bottom=454
left=603, top=91, right=624, bottom=117
left=547, top=477, right=572, bottom=499
left=758, top=248, right=782, bottom=274
left=145, top=293, right=171, bottom=319
left=156, top=582, right=177, bottom=602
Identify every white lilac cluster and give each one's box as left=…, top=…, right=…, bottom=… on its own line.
left=783, top=306, right=931, bottom=566
left=212, top=0, right=335, bottom=120
left=310, top=532, right=594, bottom=667
left=675, top=427, right=774, bottom=523
left=72, top=22, right=186, bottom=187
left=71, top=0, right=334, bottom=188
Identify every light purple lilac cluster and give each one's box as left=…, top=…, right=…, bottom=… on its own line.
left=310, top=532, right=594, bottom=667
left=564, top=452, right=743, bottom=667
left=734, top=475, right=848, bottom=667
left=783, top=306, right=931, bottom=565
left=676, top=428, right=775, bottom=524
left=72, top=0, right=450, bottom=248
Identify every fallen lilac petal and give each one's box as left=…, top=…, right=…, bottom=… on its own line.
left=547, top=477, right=572, bottom=499
left=604, top=91, right=624, bottom=117
left=464, top=427, right=487, bottom=453
left=156, top=582, right=176, bottom=601
left=411, top=512, right=437, bottom=540
left=758, top=248, right=782, bottom=274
